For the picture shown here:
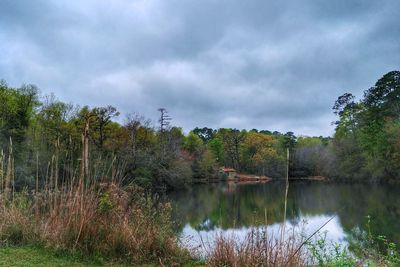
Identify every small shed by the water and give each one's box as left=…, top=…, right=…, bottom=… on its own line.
left=221, top=167, right=237, bottom=178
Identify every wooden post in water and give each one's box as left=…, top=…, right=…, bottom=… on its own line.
left=283, top=148, right=289, bottom=221
left=281, top=148, right=290, bottom=246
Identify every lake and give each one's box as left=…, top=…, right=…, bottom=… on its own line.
left=169, top=181, right=400, bottom=254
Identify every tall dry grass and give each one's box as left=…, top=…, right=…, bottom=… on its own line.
left=0, top=183, right=189, bottom=265
left=206, top=226, right=311, bottom=267
left=0, top=191, right=38, bottom=246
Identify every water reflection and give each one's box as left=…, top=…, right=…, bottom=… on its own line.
left=169, top=181, right=400, bottom=252
left=180, top=215, right=348, bottom=256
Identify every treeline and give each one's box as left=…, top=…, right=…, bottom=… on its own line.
left=189, top=70, right=400, bottom=182
left=288, top=70, right=400, bottom=181
left=1, top=70, right=399, bottom=192
left=0, top=80, right=297, bottom=193
left=331, top=70, right=400, bottom=181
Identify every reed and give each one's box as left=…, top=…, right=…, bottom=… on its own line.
left=206, top=225, right=311, bottom=267
left=0, top=182, right=189, bottom=265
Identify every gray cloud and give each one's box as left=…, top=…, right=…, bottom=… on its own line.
left=1, top=0, right=399, bottom=136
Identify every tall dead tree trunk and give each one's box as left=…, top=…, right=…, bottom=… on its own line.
left=81, top=120, right=90, bottom=185
left=158, top=108, right=171, bottom=160
left=55, top=137, right=59, bottom=191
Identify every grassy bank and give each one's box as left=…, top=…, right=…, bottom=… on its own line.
left=0, top=245, right=205, bottom=267
left=2, top=231, right=398, bottom=267
left=0, top=183, right=193, bottom=266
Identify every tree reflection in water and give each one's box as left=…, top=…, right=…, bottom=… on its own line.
left=169, top=181, right=400, bottom=253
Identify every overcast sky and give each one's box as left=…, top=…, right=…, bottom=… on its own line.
left=1, top=0, right=399, bottom=136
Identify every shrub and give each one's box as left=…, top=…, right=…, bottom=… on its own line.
left=306, top=235, right=355, bottom=267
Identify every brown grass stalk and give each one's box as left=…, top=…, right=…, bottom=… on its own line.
left=0, top=183, right=189, bottom=265
left=206, top=226, right=311, bottom=267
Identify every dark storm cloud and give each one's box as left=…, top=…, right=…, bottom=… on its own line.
left=1, top=0, right=399, bottom=136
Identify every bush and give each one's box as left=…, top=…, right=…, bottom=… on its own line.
left=306, top=235, right=355, bottom=267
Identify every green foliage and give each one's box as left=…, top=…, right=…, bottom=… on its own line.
left=183, top=132, right=204, bottom=155
left=0, top=78, right=323, bottom=190
left=0, top=83, right=38, bottom=143
left=98, top=192, right=113, bottom=214
left=363, top=71, right=400, bottom=119
left=208, top=138, right=224, bottom=163
left=282, top=131, right=297, bottom=150
left=297, top=136, right=323, bottom=147
left=7, top=71, right=400, bottom=191
left=91, top=105, right=120, bottom=149
left=332, top=70, right=400, bottom=181
left=132, top=167, right=153, bottom=190
left=345, top=215, right=400, bottom=266
left=192, top=127, right=215, bottom=142
left=0, top=245, right=105, bottom=267
left=240, top=132, right=284, bottom=177
left=217, top=128, right=244, bottom=170
left=375, top=235, right=400, bottom=266
left=307, top=236, right=355, bottom=267
left=193, top=149, right=217, bottom=179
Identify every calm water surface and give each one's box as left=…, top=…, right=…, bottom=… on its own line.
left=169, top=181, right=400, bottom=253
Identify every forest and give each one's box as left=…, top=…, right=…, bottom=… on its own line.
left=0, top=70, right=399, bottom=195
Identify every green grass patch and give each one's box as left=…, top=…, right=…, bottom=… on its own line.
left=0, top=245, right=205, bottom=267
left=0, top=245, right=109, bottom=267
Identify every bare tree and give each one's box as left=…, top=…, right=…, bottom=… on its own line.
left=158, top=108, right=171, bottom=133
left=157, top=108, right=172, bottom=163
